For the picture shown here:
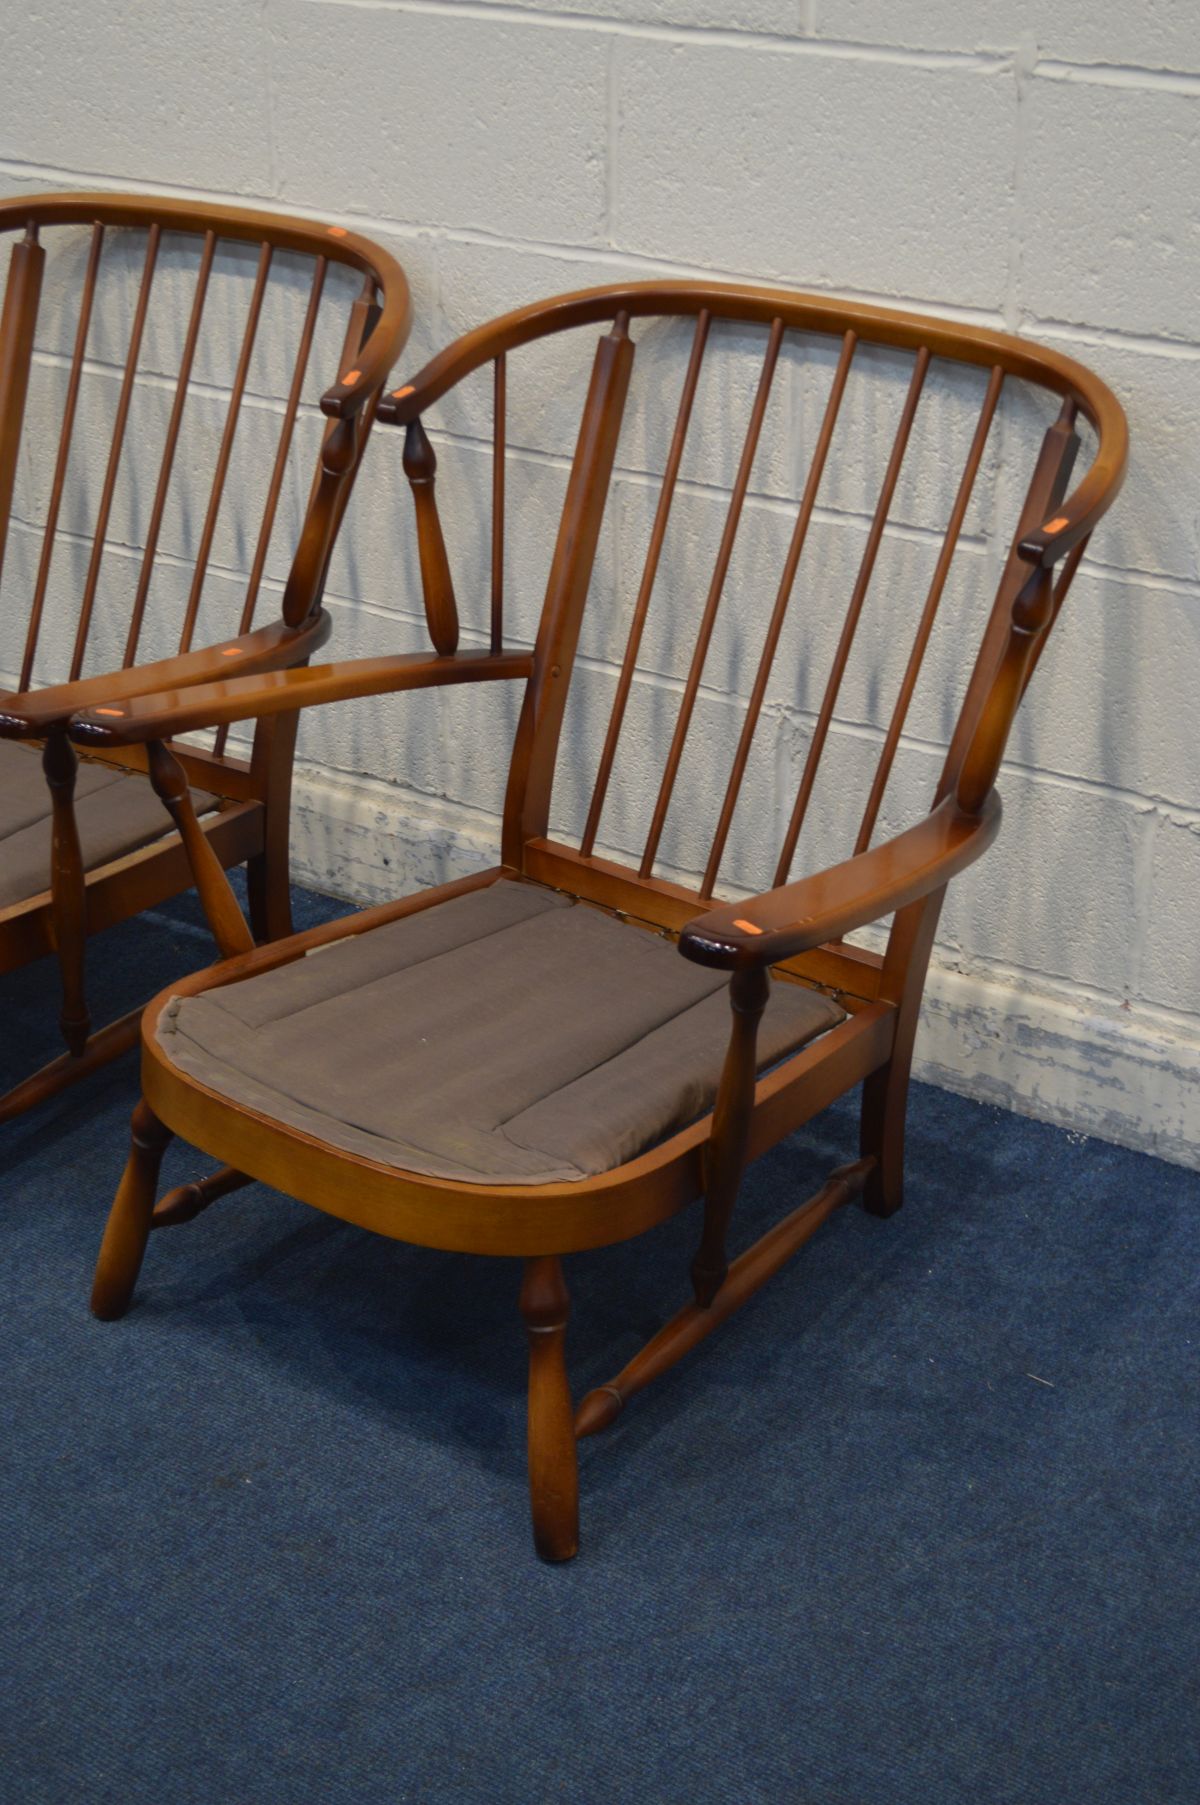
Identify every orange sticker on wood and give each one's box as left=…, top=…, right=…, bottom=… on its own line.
left=95, top=707, right=124, bottom=717
left=327, top=225, right=348, bottom=238
left=392, top=383, right=414, bottom=399
left=342, top=369, right=361, bottom=385
left=733, top=917, right=763, bottom=935
left=1045, top=515, right=1068, bottom=532
left=221, top=648, right=242, bottom=657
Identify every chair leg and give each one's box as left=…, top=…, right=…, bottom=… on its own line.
left=246, top=845, right=293, bottom=944
left=859, top=1059, right=908, bottom=1218
left=91, top=1099, right=173, bottom=1321
left=519, top=1255, right=579, bottom=1563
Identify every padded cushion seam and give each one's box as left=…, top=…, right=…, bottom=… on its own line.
left=200, top=883, right=567, bottom=1033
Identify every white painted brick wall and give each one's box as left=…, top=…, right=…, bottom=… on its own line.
left=1, top=0, right=1198, bottom=1165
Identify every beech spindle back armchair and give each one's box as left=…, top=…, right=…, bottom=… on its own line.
left=70, top=281, right=1125, bottom=1561
left=0, top=193, right=410, bottom=1121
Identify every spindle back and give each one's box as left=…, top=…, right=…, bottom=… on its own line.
left=377, top=284, right=1124, bottom=918
left=0, top=192, right=410, bottom=722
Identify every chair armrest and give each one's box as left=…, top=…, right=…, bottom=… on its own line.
left=679, top=792, right=1002, bottom=973
left=0, top=614, right=332, bottom=741
left=68, top=649, right=535, bottom=747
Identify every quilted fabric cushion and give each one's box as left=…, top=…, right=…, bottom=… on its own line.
left=158, top=880, right=846, bottom=1186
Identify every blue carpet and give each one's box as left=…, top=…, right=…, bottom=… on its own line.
left=1, top=881, right=1197, bottom=1805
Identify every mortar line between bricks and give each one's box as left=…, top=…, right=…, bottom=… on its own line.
left=917, top=945, right=1193, bottom=1029
left=263, top=0, right=280, bottom=198
left=423, top=426, right=994, bottom=549
left=1003, top=33, right=1034, bottom=335
left=1035, top=59, right=1200, bottom=96
left=1019, top=316, right=1200, bottom=361
left=604, top=34, right=620, bottom=246
left=0, top=158, right=1012, bottom=328
left=234, top=584, right=1200, bottom=823
left=280, top=761, right=1200, bottom=1033
left=294, top=0, right=1010, bottom=69
left=1076, top=559, right=1200, bottom=601
left=16, top=490, right=1191, bottom=820
left=12, top=487, right=1161, bottom=817
left=24, top=151, right=1200, bottom=360
left=27, top=347, right=316, bottom=420
left=1126, top=807, right=1162, bottom=1003
left=24, top=349, right=1198, bottom=598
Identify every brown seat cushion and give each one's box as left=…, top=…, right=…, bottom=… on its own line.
left=158, top=880, right=846, bottom=1186
left=0, top=737, right=218, bottom=910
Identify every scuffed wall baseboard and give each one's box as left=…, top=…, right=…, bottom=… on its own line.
left=289, top=766, right=1200, bottom=1174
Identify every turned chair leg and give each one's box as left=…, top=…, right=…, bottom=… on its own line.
left=91, top=1099, right=173, bottom=1321
left=519, top=1255, right=579, bottom=1563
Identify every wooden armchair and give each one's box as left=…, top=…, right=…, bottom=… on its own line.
left=69, top=282, right=1126, bottom=1560
left=0, top=193, right=409, bottom=1119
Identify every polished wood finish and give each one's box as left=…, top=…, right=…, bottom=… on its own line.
left=145, top=742, right=255, bottom=959
left=520, top=1256, right=579, bottom=1562
left=501, top=314, right=634, bottom=866
left=91, top=1099, right=173, bottom=1321
left=0, top=192, right=410, bottom=1119
left=581, top=308, right=710, bottom=862
left=403, top=418, right=460, bottom=655
left=490, top=353, right=507, bottom=654
left=691, top=965, right=771, bottom=1307
left=152, top=1165, right=251, bottom=1228
left=80, top=280, right=1126, bottom=1559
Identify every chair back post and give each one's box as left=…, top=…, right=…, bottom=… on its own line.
left=936, top=400, right=1080, bottom=810
left=281, top=407, right=369, bottom=632
left=0, top=224, right=45, bottom=600
left=294, top=269, right=385, bottom=613
left=502, top=314, right=635, bottom=866
left=41, top=727, right=89, bottom=1056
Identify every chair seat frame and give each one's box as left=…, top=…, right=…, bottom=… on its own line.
left=0, top=192, right=410, bottom=1120
left=69, top=280, right=1126, bottom=1561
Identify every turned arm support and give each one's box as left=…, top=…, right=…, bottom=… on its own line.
left=67, top=649, right=533, bottom=748
left=679, top=791, right=1002, bottom=974
left=0, top=614, right=332, bottom=742
left=680, top=792, right=999, bottom=1307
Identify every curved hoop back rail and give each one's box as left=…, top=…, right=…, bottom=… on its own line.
left=73, top=277, right=1125, bottom=1561
left=0, top=192, right=410, bottom=1120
